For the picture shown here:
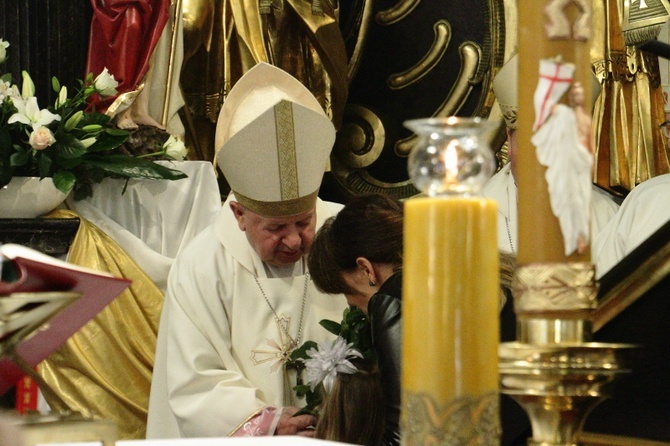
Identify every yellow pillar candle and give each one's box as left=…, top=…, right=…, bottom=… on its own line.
left=400, top=116, right=500, bottom=444
left=402, top=196, right=499, bottom=444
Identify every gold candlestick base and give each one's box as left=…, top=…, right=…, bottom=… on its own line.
left=499, top=342, right=633, bottom=446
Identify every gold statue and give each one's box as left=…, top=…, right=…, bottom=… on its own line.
left=591, top=0, right=670, bottom=196
left=180, top=0, right=349, bottom=163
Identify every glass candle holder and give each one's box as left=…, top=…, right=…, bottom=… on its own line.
left=401, top=117, right=500, bottom=445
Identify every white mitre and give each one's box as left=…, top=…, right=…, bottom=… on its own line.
left=214, top=62, right=335, bottom=217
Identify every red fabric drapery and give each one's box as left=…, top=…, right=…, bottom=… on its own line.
left=86, top=0, right=170, bottom=112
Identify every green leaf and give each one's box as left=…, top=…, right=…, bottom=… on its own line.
left=10, top=150, right=30, bottom=167
left=0, top=128, right=12, bottom=152
left=73, top=181, right=94, bottom=200
left=0, top=168, right=14, bottom=186
left=289, top=340, right=317, bottom=362
left=319, top=319, right=341, bottom=336
left=53, top=170, right=76, bottom=193
left=84, top=155, right=188, bottom=180
left=54, top=132, right=87, bottom=159
left=80, top=111, right=112, bottom=127
left=37, top=152, right=53, bottom=177
left=85, top=132, right=128, bottom=153
left=293, top=384, right=311, bottom=395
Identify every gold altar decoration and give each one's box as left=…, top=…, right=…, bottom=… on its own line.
left=402, top=117, right=500, bottom=444
left=37, top=209, right=164, bottom=440
left=500, top=1, right=632, bottom=445
left=179, top=0, right=348, bottom=162
left=591, top=0, right=670, bottom=196
left=0, top=289, right=117, bottom=445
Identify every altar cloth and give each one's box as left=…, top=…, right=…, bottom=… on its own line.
left=65, top=160, right=222, bottom=292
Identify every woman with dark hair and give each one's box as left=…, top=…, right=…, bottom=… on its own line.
left=308, top=193, right=404, bottom=446
left=308, top=192, right=522, bottom=445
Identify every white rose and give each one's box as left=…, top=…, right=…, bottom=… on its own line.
left=163, top=135, right=188, bottom=160
left=94, top=68, right=119, bottom=97
left=0, top=39, right=9, bottom=64
left=29, top=126, right=56, bottom=150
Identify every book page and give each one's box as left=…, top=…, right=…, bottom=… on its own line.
left=0, top=244, right=115, bottom=278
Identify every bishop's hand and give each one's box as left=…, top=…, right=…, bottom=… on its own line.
left=275, top=406, right=316, bottom=437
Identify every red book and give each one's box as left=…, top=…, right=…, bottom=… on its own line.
left=0, top=244, right=131, bottom=395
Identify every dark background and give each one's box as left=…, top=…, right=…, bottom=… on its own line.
left=0, top=1, right=93, bottom=106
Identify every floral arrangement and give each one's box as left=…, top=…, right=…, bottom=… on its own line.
left=0, top=38, right=187, bottom=200
left=290, top=307, right=376, bottom=415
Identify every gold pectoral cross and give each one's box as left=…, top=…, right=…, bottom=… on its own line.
left=250, top=315, right=304, bottom=406
left=250, top=315, right=298, bottom=372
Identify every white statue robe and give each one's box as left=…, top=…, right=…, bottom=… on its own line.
left=146, top=195, right=347, bottom=438
left=482, top=162, right=620, bottom=254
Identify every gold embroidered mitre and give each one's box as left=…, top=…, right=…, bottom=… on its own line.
left=214, top=62, right=335, bottom=217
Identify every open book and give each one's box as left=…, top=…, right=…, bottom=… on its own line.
left=0, top=243, right=131, bottom=395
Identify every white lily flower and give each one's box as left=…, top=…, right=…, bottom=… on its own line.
left=21, top=71, right=35, bottom=99
left=8, top=84, right=20, bottom=100
left=94, top=68, right=119, bottom=97
left=0, top=39, right=9, bottom=64
left=0, top=80, right=12, bottom=103
left=55, top=85, right=68, bottom=109
left=80, top=137, right=97, bottom=149
left=304, top=336, right=362, bottom=393
left=8, top=96, right=61, bottom=129
left=163, top=135, right=188, bottom=160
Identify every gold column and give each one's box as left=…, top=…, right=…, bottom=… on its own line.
left=500, top=2, right=632, bottom=445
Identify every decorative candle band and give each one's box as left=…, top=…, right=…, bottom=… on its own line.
left=512, top=262, right=597, bottom=313
left=516, top=317, right=593, bottom=345
left=401, top=390, right=500, bottom=445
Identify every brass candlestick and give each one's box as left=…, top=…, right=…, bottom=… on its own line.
left=499, top=263, right=632, bottom=446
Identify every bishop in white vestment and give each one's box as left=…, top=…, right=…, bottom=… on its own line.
left=146, top=63, right=347, bottom=438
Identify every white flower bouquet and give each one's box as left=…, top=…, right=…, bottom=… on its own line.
left=0, top=38, right=187, bottom=200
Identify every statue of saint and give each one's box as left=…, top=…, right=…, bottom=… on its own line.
left=87, top=0, right=186, bottom=138
left=591, top=0, right=670, bottom=196
left=180, top=0, right=348, bottom=162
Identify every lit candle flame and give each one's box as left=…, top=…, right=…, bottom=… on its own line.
left=444, top=141, right=459, bottom=185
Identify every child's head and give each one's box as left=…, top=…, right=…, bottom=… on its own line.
left=315, top=358, right=385, bottom=446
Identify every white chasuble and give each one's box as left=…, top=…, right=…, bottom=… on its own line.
left=146, top=195, right=346, bottom=439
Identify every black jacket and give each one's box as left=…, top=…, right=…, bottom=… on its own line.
left=368, top=271, right=402, bottom=446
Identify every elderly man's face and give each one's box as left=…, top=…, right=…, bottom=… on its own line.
left=230, top=201, right=317, bottom=267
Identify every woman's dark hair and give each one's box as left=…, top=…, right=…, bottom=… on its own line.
left=308, top=193, right=404, bottom=295
left=314, top=359, right=385, bottom=446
